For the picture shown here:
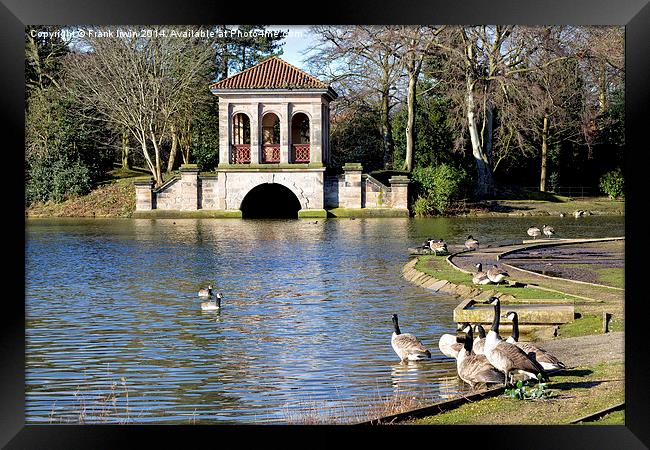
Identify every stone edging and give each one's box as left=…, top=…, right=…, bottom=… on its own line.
left=401, top=258, right=517, bottom=302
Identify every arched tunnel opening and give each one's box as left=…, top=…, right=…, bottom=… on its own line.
left=240, top=183, right=302, bottom=219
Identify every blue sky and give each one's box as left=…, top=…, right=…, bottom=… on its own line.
left=269, top=26, right=317, bottom=69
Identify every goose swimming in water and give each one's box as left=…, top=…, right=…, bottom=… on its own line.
left=198, top=284, right=213, bottom=297
left=391, top=314, right=431, bottom=361
left=472, top=263, right=492, bottom=285
left=527, top=226, right=541, bottom=239
left=456, top=324, right=506, bottom=388
left=201, top=292, right=223, bottom=311
left=503, top=311, right=566, bottom=372
left=486, top=265, right=509, bottom=284
left=542, top=224, right=555, bottom=238
left=482, top=297, right=547, bottom=385
left=464, top=235, right=480, bottom=251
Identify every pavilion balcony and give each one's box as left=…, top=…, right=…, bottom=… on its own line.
left=292, top=144, right=310, bottom=163
left=231, top=144, right=251, bottom=164
left=262, top=144, right=281, bottom=163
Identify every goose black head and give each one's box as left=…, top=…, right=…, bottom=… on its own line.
left=391, top=314, right=401, bottom=334
left=476, top=263, right=483, bottom=271
left=467, top=235, right=473, bottom=240
left=474, top=324, right=486, bottom=338
left=483, top=296, right=500, bottom=305
left=501, top=311, right=517, bottom=321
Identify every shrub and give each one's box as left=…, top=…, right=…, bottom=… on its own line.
left=412, top=164, right=468, bottom=215
left=412, top=196, right=435, bottom=217
left=26, top=158, right=92, bottom=204
left=599, top=168, right=624, bottom=199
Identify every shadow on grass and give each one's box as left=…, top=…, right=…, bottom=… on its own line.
left=551, top=380, right=602, bottom=390
left=556, top=369, right=594, bottom=378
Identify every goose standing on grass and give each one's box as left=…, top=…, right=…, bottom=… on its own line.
left=429, top=239, right=448, bottom=254
left=472, top=263, right=492, bottom=285
left=503, top=311, right=566, bottom=372
left=542, top=224, right=555, bottom=239
left=527, top=226, right=541, bottom=239
left=464, top=235, right=480, bottom=251
left=482, top=297, right=547, bottom=385
left=391, top=314, right=431, bottom=361
left=473, top=324, right=487, bottom=355
left=574, top=210, right=585, bottom=218
left=456, top=324, right=506, bottom=388
left=201, top=292, right=223, bottom=311
left=438, top=332, right=465, bottom=359
left=198, top=284, right=213, bottom=297
left=486, top=265, right=510, bottom=284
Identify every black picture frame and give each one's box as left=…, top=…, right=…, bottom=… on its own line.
left=4, top=0, right=649, bottom=447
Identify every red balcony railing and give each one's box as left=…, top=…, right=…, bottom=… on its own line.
left=292, top=144, right=310, bottom=163
left=231, top=144, right=251, bottom=164
left=262, top=144, right=280, bottom=163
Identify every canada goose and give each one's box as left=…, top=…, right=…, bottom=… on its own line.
left=503, top=311, right=566, bottom=371
left=482, top=297, right=547, bottom=385
left=542, top=225, right=555, bottom=238
left=391, top=314, right=431, bottom=361
left=473, top=324, right=487, bottom=355
left=486, top=265, right=509, bottom=284
left=429, top=239, right=448, bottom=254
left=438, top=333, right=465, bottom=359
left=198, top=284, right=213, bottom=297
left=559, top=213, right=566, bottom=218
left=574, top=210, right=585, bottom=218
left=201, top=292, right=223, bottom=311
left=456, top=324, right=506, bottom=388
left=527, top=226, right=541, bottom=239
left=472, top=263, right=492, bottom=285
left=465, top=235, right=479, bottom=251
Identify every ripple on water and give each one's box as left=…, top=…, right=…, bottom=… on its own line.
left=26, top=216, right=624, bottom=423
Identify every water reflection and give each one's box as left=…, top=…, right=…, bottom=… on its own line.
left=26, top=216, right=624, bottom=423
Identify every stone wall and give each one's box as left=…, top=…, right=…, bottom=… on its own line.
left=136, top=164, right=409, bottom=213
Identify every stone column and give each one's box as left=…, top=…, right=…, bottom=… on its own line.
left=134, top=179, right=155, bottom=211
left=250, top=104, right=261, bottom=164
left=216, top=171, right=227, bottom=210
left=218, top=101, right=230, bottom=167
left=342, top=163, right=363, bottom=208
left=280, top=103, right=290, bottom=164
left=389, top=176, right=410, bottom=210
left=179, top=164, right=200, bottom=210
left=310, top=103, right=322, bottom=165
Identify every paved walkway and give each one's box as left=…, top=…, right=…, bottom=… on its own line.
left=449, top=238, right=624, bottom=315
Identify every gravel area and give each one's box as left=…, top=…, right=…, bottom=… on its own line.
left=540, top=331, right=624, bottom=368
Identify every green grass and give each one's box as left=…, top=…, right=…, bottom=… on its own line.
left=415, top=255, right=573, bottom=301
left=594, top=268, right=624, bottom=289
left=412, top=361, right=624, bottom=425
left=580, top=409, right=624, bottom=425
left=557, top=314, right=624, bottom=338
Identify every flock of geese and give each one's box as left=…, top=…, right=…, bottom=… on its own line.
left=392, top=297, right=565, bottom=388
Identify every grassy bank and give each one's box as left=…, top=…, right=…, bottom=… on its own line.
left=414, top=255, right=573, bottom=301
left=26, top=175, right=140, bottom=218
left=411, top=360, right=624, bottom=425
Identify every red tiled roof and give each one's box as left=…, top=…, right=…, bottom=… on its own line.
left=210, top=56, right=329, bottom=90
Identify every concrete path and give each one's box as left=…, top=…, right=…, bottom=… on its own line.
left=449, top=238, right=624, bottom=315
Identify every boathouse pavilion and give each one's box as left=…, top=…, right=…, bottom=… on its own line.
left=134, top=57, right=410, bottom=218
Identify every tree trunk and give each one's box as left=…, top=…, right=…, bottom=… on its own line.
left=466, top=80, right=494, bottom=197
left=149, top=131, right=163, bottom=187
left=380, top=89, right=394, bottom=169
left=598, top=66, right=607, bottom=113
left=540, top=115, right=549, bottom=192
left=121, top=131, right=131, bottom=170
left=167, top=124, right=178, bottom=173
left=403, top=70, right=417, bottom=172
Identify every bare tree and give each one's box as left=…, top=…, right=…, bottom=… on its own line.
left=65, top=26, right=215, bottom=186
left=307, top=26, right=404, bottom=169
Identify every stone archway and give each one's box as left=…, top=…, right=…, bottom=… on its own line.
left=240, top=183, right=302, bottom=218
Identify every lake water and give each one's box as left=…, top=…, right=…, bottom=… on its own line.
left=25, top=215, right=625, bottom=423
